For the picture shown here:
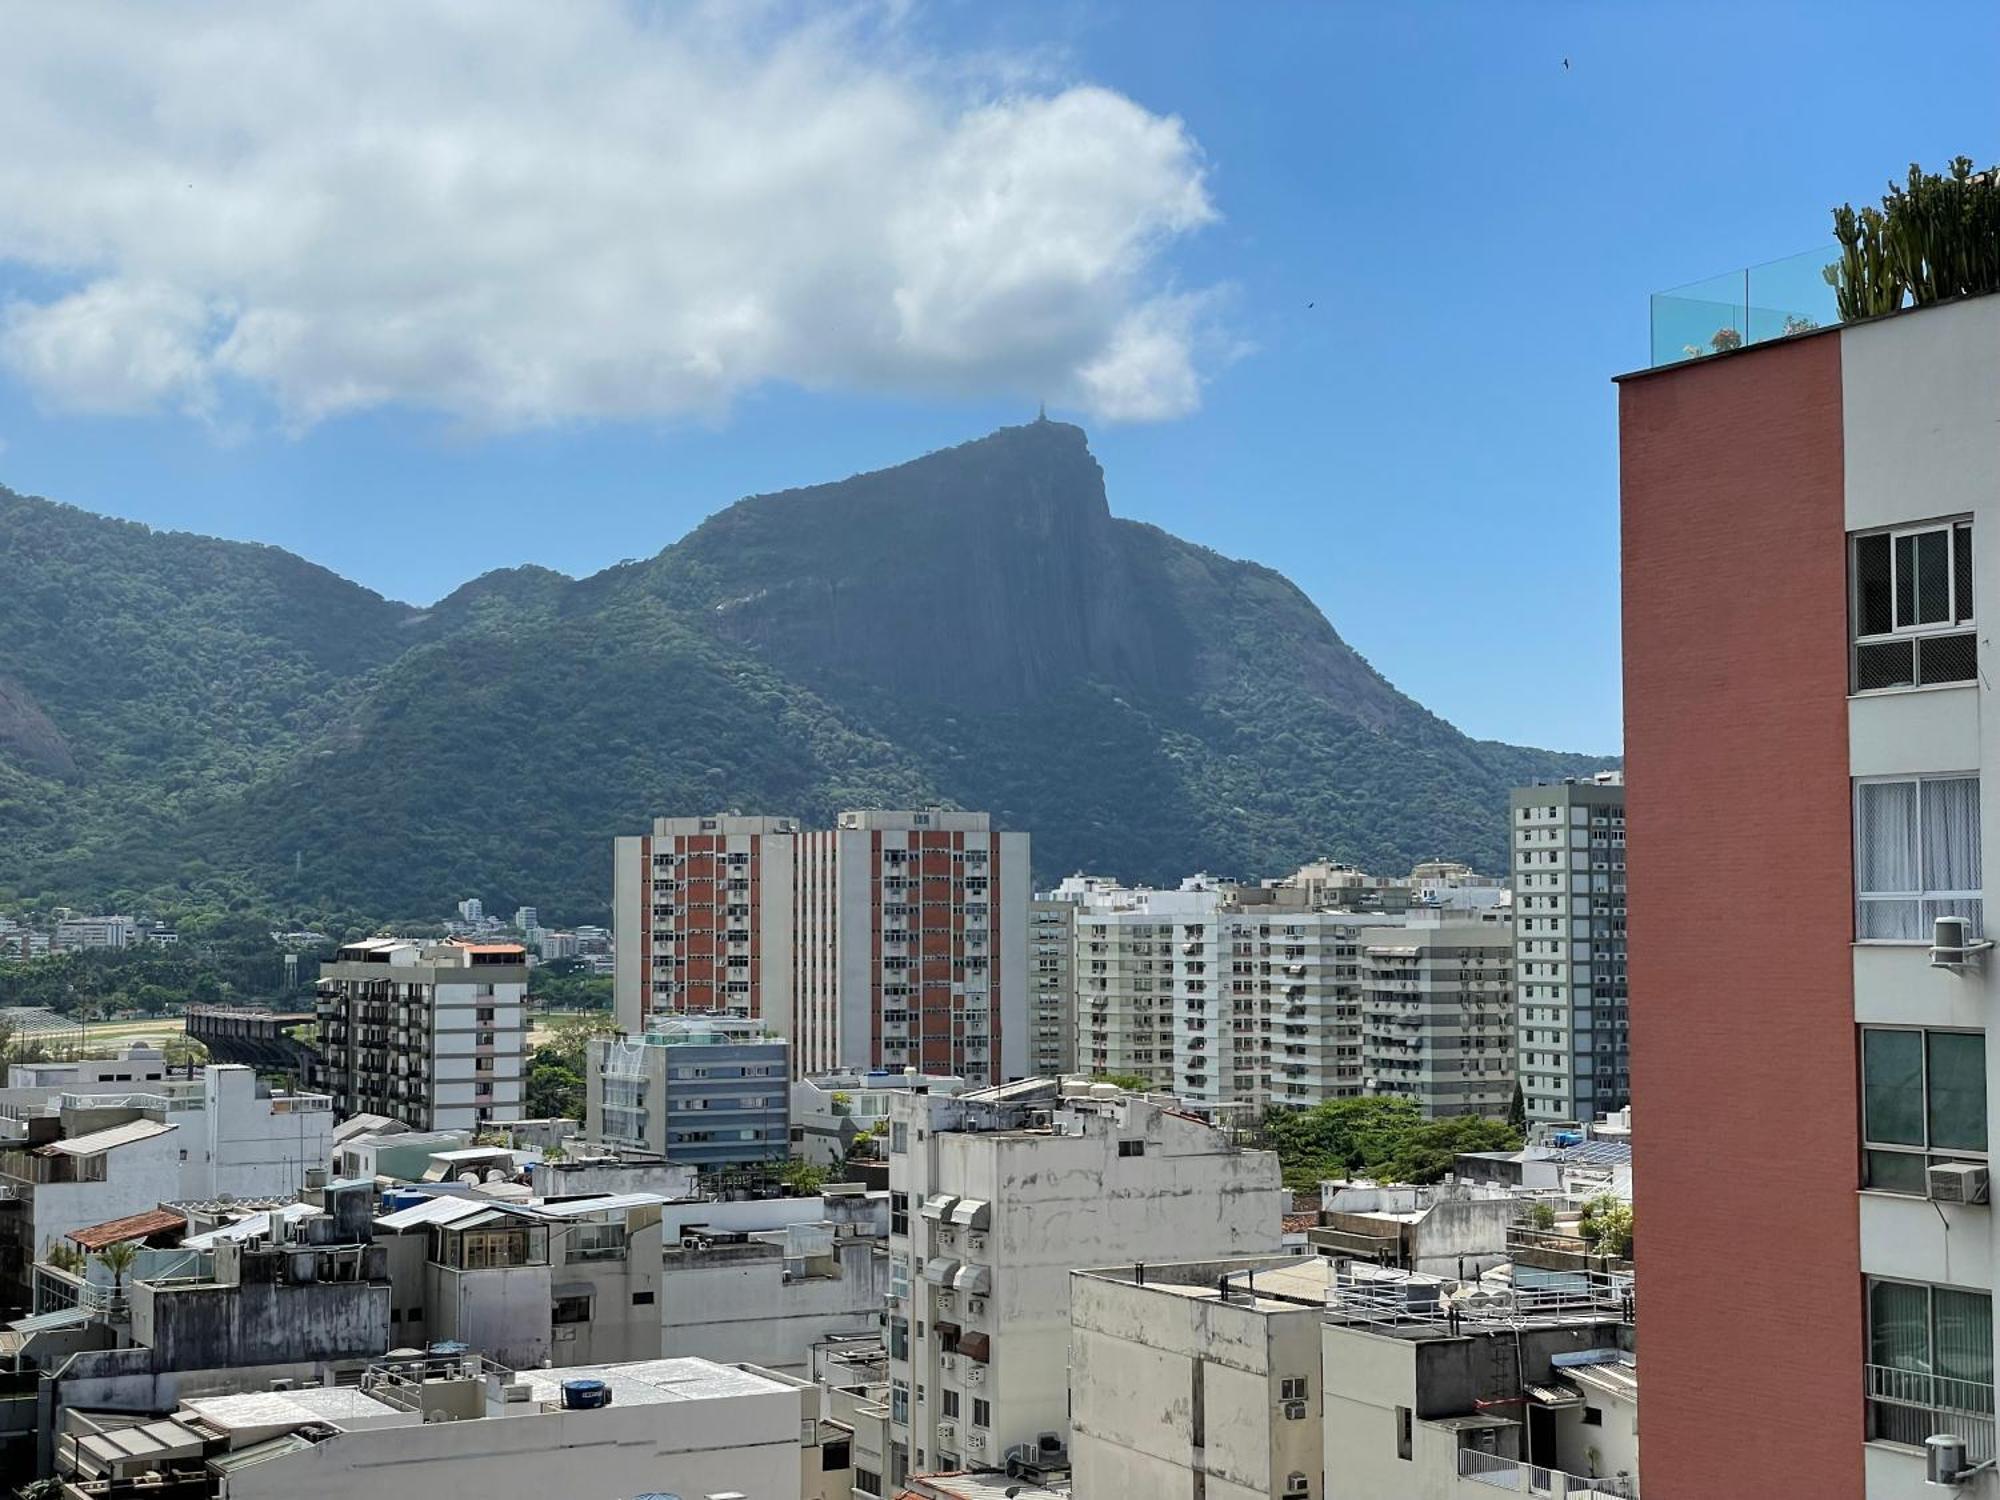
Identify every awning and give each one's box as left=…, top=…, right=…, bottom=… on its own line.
left=948, top=1198, right=990, bottom=1229
left=1525, top=1383, right=1584, bottom=1409
left=933, top=1321, right=962, bottom=1342
left=923, top=1257, right=961, bottom=1284
left=958, top=1331, right=990, bottom=1363
left=70, top=1206, right=186, bottom=1250
left=920, top=1194, right=959, bottom=1221
left=952, top=1264, right=992, bottom=1295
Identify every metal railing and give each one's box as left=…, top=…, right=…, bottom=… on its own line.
left=1867, top=1364, right=1996, bottom=1462
left=1325, top=1264, right=1634, bottom=1335
left=1459, top=1448, right=1637, bottom=1497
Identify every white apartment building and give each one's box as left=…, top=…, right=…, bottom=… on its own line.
left=1511, top=776, right=1628, bottom=1125
left=884, top=1078, right=1283, bottom=1488
left=1027, top=898, right=1077, bottom=1077
left=1235, top=909, right=1366, bottom=1110
left=1071, top=1256, right=1329, bottom=1500
left=313, top=939, right=528, bottom=1131
left=1073, top=882, right=1221, bottom=1093
left=50, top=915, right=136, bottom=953
left=613, top=810, right=1030, bottom=1084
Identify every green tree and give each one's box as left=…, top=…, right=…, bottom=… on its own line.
left=1261, top=1096, right=1522, bottom=1191
left=1506, top=1082, right=1526, bottom=1133
left=1578, top=1195, right=1634, bottom=1259
left=781, top=1159, right=829, bottom=1195
left=1090, top=1074, right=1154, bottom=1093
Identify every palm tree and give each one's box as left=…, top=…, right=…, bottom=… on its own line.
left=95, top=1240, right=139, bottom=1306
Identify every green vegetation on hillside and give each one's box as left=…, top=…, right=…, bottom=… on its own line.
left=0, top=426, right=1614, bottom=923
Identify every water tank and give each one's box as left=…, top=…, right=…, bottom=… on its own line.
left=1089, top=1083, right=1120, bottom=1101
left=1059, top=1078, right=1091, bottom=1099
left=561, top=1378, right=612, bottom=1410
left=428, top=1340, right=469, bottom=1357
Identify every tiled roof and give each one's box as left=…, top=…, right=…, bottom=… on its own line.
left=70, top=1206, right=186, bottom=1249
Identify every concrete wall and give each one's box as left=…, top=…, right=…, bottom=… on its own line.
left=132, top=1277, right=391, bottom=1372
left=1070, top=1273, right=1322, bottom=1500
left=430, top=1262, right=551, bottom=1370
left=662, top=1237, right=884, bottom=1376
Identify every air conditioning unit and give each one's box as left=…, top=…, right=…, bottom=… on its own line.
left=964, top=1364, right=985, bottom=1386
left=1930, top=915, right=1994, bottom=970
left=937, top=1292, right=955, bottom=1312
left=968, top=1296, right=986, bottom=1316
left=1930, top=1161, right=1991, bottom=1205
left=937, top=1422, right=956, bottom=1444
left=968, top=1432, right=986, bottom=1452
left=1282, top=1399, right=1308, bottom=1420
left=968, top=1232, right=987, bottom=1253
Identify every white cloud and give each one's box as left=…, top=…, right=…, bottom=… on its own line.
left=0, top=2, right=1223, bottom=432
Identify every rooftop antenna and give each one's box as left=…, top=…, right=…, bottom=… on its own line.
left=1036, top=401, right=1046, bottom=422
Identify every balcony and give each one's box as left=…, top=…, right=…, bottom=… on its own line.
left=1867, top=1363, right=1994, bottom=1465
left=1648, top=246, right=1839, bottom=368
left=1457, top=1449, right=1636, bottom=1497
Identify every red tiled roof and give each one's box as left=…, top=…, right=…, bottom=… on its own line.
left=1282, top=1211, right=1321, bottom=1235
left=453, top=943, right=526, bottom=955
left=69, top=1207, right=186, bottom=1250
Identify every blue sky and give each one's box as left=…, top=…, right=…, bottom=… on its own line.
left=0, top=2, right=1994, bottom=754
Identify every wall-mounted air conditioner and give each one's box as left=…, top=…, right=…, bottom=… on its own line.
left=1930, top=915, right=1994, bottom=971
left=1929, top=1161, right=1991, bottom=1205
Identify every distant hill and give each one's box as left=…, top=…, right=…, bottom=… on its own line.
left=0, top=423, right=1615, bottom=922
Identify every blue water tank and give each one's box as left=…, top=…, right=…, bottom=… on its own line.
left=428, top=1340, right=469, bottom=1357
left=561, top=1378, right=612, bottom=1410
left=380, top=1188, right=427, bottom=1214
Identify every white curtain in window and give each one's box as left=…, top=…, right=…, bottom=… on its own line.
left=1858, top=781, right=1922, bottom=939
left=1925, top=775, right=1984, bottom=900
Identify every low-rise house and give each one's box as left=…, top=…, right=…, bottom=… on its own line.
left=1320, top=1261, right=1637, bottom=1498
left=373, top=1190, right=665, bottom=1369
left=1071, top=1256, right=1328, bottom=1500
left=54, top=1350, right=806, bottom=1500
left=1304, top=1181, right=1524, bottom=1278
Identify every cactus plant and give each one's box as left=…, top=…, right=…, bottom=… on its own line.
left=1826, top=158, right=2000, bottom=319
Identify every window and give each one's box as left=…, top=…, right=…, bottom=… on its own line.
left=1582, top=1406, right=1604, bottom=1427
left=891, top=1193, right=910, bottom=1237
left=942, top=1390, right=959, bottom=1418
left=891, top=1122, right=909, bottom=1154
left=1117, top=1139, right=1146, bottom=1158
left=1284, top=1476, right=1310, bottom=1499
left=1281, top=1376, right=1310, bottom=1401
left=631, top=1290, right=654, bottom=1305
left=1863, top=1028, right=1988, bottom=1192
left=890, top=1381, right=909, bottom=1424
left=552, top=1295, right=591, bottom=1325
left=855, top=1468, right=883, bottom=1498
left=822, top=1438, right=851, bottom=1471
left=1856, top=775, right=1983, bottom=939
left=1395, top=1405, right=1412, bottom=1461
left=971, top=1397, right=990, bottom=1428
left=1867, top=1279, right=1994, bottom=1449
left=1853, top=521, right=1976, bottom=691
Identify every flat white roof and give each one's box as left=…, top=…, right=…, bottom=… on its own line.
left=42, top=1119, right=176, bottom=1156
left=516, top=1357, right=791, bottom=1408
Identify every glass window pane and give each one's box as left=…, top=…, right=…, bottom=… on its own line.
left=1866, top=1149, right=1930, bottom=1194
left=1928, top=1032, right=1989, bottom=1152
left=1855, top=533, right=1894, bottom=636
left=1871, top=1280, right=1932, bottom=1372
left=1859, top=897, right=1924, bottom=941
left=1933, top=1289, right=1994, bottom=1394
left=1897, top=534, right=1918, bottom=629
left=1858, top=781, right=1921, bottom=896
left=1863, top=1029, right=1926, bottom=1146
left=1956, top=524, right=1975, bottom=624
left=1919, top=529, right=1952, bottom=625
left=1924, top=777, right=1984, bottom=895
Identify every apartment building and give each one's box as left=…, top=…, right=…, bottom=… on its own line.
left=1511, top=777, right=1629, bottom=1125
left=1356, top=917, right=1514, bottom=1119
left=1621, top=282, right=2000, bottom=1495
left=1072, top=882, right=1221, bottom=1093
left=1236, top=909, right=1367, bottom=1110
left=49, top=915, right=137, bottom=953
left=612, top=810, right=1030, bottom=1084
left=583, top=1017, right=789, bottom=1170
left=884, top=1078, right=1283, bottom=1489
left=312, top=939, right=527, bottom=1131
left=1027, top=898, right=1077, bottom=1077
left=1070, top=1256, right=1328, bottom=1500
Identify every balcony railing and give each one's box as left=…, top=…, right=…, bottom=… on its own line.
left=1458, top=1448, right=1637, bottom=1497
left=1649, top=246, right=1841, bottom=368
left=1867, top=1363, right=1996, bottom=1464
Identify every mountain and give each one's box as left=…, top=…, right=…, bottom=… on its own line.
left=0, top=422, right=1614, bottom=922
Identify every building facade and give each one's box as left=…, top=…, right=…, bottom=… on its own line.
left=884, top=1079, right=1283, bottom=1489
left=1511, top=777, right=1629, bottom=1125
left=1027, top=898, right=1077, bottom=1078
left=312, top=939, right=527, bottom=1131
left=1621, top=289, right=2000, bottom=1497
left=612, top=810, right=1030, bottom=1084
left=1355, top=917, right=1514, bottom=1119
left=584, top=1018, right=789, bottom=1169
